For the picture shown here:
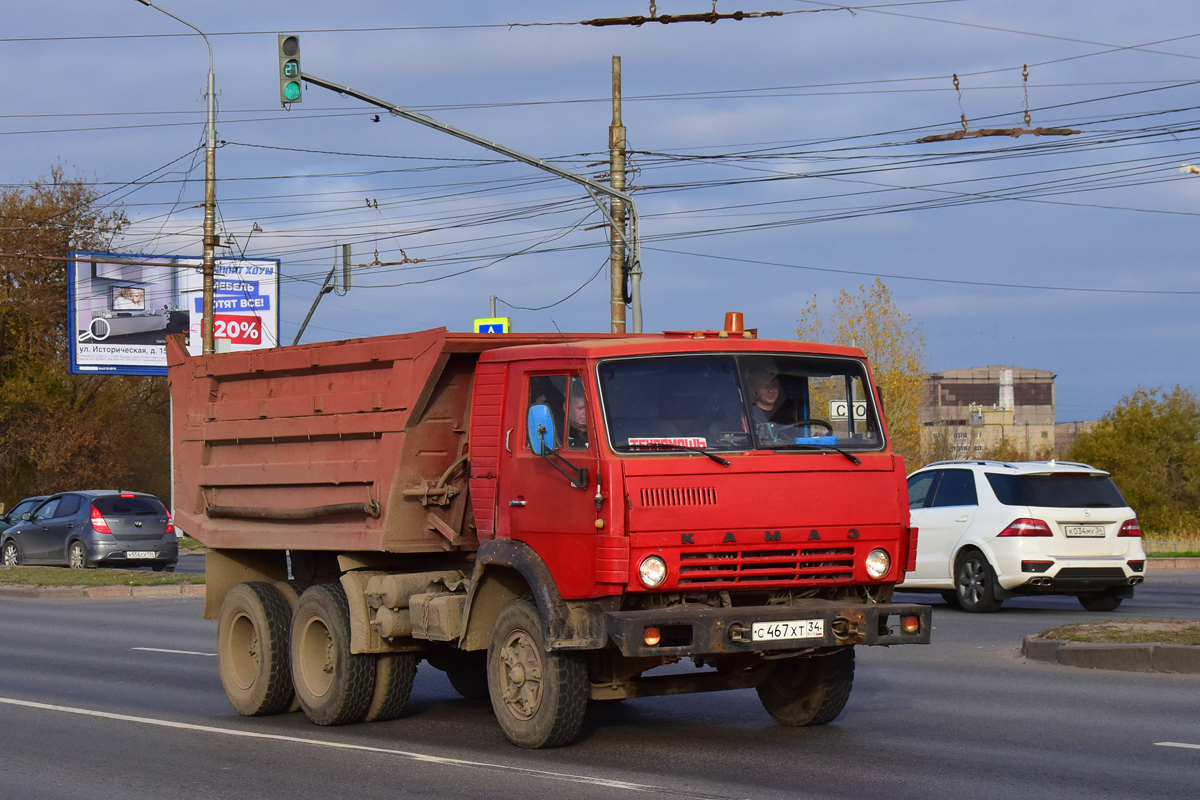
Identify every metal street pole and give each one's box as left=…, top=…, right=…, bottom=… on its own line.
left=135, top=1, right=217, bottom=354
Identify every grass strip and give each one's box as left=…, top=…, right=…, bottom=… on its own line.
left=1039, top=619, right=1200, bottom=646
left=0, top=565, right=204, bottom=587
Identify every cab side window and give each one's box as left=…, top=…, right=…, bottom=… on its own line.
left=907, top=472, right=937, bottom=509
left=930, top=469, right=978, bottom=507
left=528, top=375, right=569, bottom=449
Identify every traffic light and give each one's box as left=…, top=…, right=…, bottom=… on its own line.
left=278, top=34, right=302, bottom=105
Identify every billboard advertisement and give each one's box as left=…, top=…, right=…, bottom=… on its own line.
left=68, top=251, right=281, bottom=375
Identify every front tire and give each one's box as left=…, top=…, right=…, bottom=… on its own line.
left=217, top=582, right=295, bottom=716
left=487, top=598, right=587, bottom=748
left=3, top=540, right=20, bottom=567
left=955, top=550, right=1002, bottom=613
left=291, top=584, right=374, bottom=726
left=757, top=648, right=855, bottom=726
left=67, top=541, right=89, bottom=570
left=1078, top=591, right=1124, bottom=612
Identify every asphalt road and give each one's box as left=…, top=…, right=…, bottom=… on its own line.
left=0, top=573, right=1196, bottom=800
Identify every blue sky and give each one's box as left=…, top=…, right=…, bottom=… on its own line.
left=4, top=1, right=1199, bottom=421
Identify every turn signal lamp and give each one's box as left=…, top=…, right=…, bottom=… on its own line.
left=901, top=616, right=921, bottom=635
left=1117, top=519, right=1142, bottom=537
left=90, top=504, right=112, bottom=535
left=997, top=518, right=1052, bottom=537
left=643, top=626, right=662, bottom=646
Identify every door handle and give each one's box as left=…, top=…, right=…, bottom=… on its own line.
left=509, top=499, right=526, bottom=507
left=955, top=515, right=969, bottom=523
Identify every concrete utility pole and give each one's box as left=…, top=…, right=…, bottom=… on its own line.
left=609, top=56, right=627, bottom=334
left=136, top=0, right=218, bottom=354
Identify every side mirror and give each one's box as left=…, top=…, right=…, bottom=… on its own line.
left=20, top=512, right=32, bottom=522
left=525, top=403, right=588, bottom=489
left=527, top=404, right=557, bottom=455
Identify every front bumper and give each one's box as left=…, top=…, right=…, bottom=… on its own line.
left=604, top=600, right=931, bottom=658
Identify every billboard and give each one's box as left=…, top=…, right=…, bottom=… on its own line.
left=68, top=251, right=281, bottom=375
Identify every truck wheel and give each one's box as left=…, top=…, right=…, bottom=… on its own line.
left=487, top=598, right=587, bottom=748
left=955, top=550, right=1002, bottom=613
left=291, top=584, right=374, bottom=726
left=445, top=652, right=489, bottom=700
left=364, top=653, right=418, bottom=722
left=217, top=582, right=295, bottom=716
left=1078, top=591, right=1123, bottom=612
left=757, top=648, right=855, bottom=727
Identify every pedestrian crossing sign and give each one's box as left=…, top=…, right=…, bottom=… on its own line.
left=474, top=317, right=511, bottom=334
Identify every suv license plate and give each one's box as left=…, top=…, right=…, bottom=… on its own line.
left=125, top=551, right=156, bottom=559
left=752, top=619, right=824, bottom=642
left=1063, top=526, right=1105, bottom=538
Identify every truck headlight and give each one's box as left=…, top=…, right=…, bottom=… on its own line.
left=865, top=548, right=891, bottom=579
left=638, top=556, right=668, bottom=588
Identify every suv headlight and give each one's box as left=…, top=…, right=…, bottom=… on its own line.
left=865, top=548, right=891, bottom=579
left=638, top=555, right=668, bottom=588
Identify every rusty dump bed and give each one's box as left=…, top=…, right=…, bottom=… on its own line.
left=167, top=329, right=616, bottom=553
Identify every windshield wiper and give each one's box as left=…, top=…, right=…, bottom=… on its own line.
left=622, top=441, right=731, bottom=466
left=771, top=442, right=862, bottom=465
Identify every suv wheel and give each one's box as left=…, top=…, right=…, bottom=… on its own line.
left=955, top=550, right=1002, bottom=613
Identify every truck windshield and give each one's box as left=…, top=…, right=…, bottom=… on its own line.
left=597, top=354, right=883, bottom=453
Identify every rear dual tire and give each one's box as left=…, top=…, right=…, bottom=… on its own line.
left=217, top=582, right=295, bottom=716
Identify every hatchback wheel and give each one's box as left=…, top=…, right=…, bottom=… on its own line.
left=2, top=541, right=19, bottom=567
left=955, top=550, right=1002, bottom=613
left=67, top=541, right=89, bottom=570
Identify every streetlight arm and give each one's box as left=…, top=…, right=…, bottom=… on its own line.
left=134, top=0, right=212, bottom=72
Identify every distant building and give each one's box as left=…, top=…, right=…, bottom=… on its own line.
left=1054, top=419, right=1099, bottom=458
left=921, top=366, right=1056, bottom=459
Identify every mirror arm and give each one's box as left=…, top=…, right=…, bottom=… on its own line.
left=539, top=447, right=589, bottom=490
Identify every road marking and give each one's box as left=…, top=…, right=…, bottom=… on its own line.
left=0, top=696, right=748, bottom=799
left=132, top=647, right=217, bottom=657
left=1156, top=742, right=1200, bottom=750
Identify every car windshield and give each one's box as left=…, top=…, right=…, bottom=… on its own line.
left=986, top=473, right=1127, bottom=508
left=597, top=354, right=883, bottom=453
left=92, top=495, right=167, bottom=516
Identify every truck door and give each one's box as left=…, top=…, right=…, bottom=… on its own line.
left=498, top=366, right=599, bottom=598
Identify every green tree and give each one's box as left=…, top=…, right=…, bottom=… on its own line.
left=1068, top=386, right=1200, bottom=534
left=0, top=168, right=171, bottom=507
left=795, top=278, right=926, bottom=466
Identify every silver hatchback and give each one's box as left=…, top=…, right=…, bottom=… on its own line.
left=0, top=491, right=178, bottom=571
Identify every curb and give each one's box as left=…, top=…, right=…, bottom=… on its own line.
left=1021, top=635, right=1200, bottom=674
left=0, top=584, right=205, bottom=600
left=1146, top=557, right=1200, bottom=570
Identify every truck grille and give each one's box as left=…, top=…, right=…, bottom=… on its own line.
left=677, top=547, right=854, bottom=585
left=640, top=486, right=718, bottom=507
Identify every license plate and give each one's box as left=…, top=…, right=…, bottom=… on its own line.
left=751, top=619, right=824, bottom=642
left=1063, top=525, right=1105, bottom=538
left=125, top=551, right=156, bottom=559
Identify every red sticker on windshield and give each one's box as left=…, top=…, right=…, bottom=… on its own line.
left=628, top=437, right=708, bottom=448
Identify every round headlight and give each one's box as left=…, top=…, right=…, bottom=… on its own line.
left=638, top=555, right=668, bottom=588
left=865, top=548, right=891, bottom=579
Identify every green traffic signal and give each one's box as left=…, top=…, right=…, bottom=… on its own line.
left=278, top=34, right=302, bottom=105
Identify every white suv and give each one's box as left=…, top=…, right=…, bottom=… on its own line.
left=900, top=460, right=1146, bottom=612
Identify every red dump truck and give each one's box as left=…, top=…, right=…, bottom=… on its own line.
left=168, top=314, right=929, bottom=748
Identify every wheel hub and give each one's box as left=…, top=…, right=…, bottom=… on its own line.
left=499, top=629, right=543, bottom=720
